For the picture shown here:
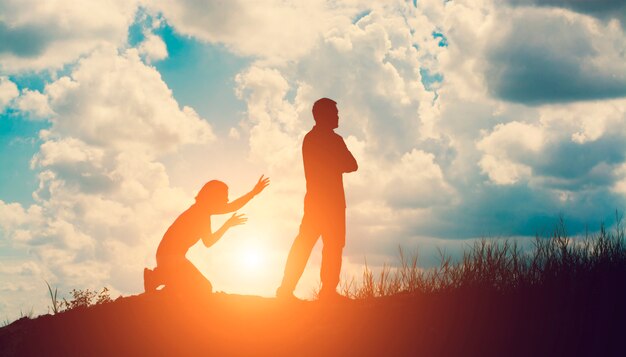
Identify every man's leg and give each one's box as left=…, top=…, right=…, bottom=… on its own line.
left=319, top=209, right=346, bottom=297
left=278, top=213, right=320, bottom=296
left=320, top=241, right=343, bottom=293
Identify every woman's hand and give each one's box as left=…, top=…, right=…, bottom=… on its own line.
left=226, top=213, right=247, bottom=228
left=251, top=175, right=270, bottom=196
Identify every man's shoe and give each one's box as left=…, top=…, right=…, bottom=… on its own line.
left=276, top=286, right=302, bottom=302
left=318, top=289, right=350, bottom=303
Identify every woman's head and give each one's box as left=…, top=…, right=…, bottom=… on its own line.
left=195, top=180, right=228, bottom=207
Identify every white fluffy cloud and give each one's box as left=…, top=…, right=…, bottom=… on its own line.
left=0, top=76, right=18, bottom=109
left=0, top=0, right=138, bottom=72
left=538, top=100, right=626, bottom=144
left=476, top=99, right=626, bottom=191
left=15, top=89, right=52, bottom=119
left=0, top=47, right=216, bottom=316
left=43, top=47, right=214, bottom=156
left=383, top=149, right=456, bottom=208
left=148, top=0, right=368, bottom=61
left=477, top=122, right=545, bottom=185
left=138, top=33, right=168, bottom=63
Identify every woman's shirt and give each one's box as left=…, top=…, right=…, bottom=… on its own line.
left=156, top=204, right=212, bottom=260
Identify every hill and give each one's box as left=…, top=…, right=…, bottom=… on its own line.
left=0, top=285, right=624, bottom=357
left=3, top=229, right=626, bottom=356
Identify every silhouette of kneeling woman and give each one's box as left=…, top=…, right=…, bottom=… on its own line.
left=144, top=176, right=270, bottom=296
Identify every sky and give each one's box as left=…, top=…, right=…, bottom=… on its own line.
left=1, top=0, right=625, bottom=319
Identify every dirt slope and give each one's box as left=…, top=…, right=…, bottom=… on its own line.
left=0, top=288, right=623, bottom=356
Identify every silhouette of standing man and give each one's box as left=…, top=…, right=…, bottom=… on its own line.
left=277, top=98, right=358, bottom=301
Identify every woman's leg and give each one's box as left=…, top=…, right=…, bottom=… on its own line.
left=144, top=267, right=160, bottom=293
left=159, top=257, right=213, bottom=296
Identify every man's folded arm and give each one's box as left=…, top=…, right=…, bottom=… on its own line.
left=339, top=138, right=358, bottom=173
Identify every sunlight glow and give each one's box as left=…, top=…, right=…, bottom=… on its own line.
left=239, top=245, right=265, bottom=271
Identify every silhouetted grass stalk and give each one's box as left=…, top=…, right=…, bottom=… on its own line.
left=342, top=218, right=626, bottom=299
left=45, top=281, right=62, bottom=314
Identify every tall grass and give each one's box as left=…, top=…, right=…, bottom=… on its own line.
left=46, top=280, right=62, bottom=314
left=340, top=218, right=626, bottom=299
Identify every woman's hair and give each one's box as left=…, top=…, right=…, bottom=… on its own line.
left=195, top=180, right=228, bottom=204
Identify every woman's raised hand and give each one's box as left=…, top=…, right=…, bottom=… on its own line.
left=251, top=175, right=270, bottom=196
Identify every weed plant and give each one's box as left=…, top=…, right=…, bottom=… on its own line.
left=46, top=285, right=112, bottom=315
left=62, top=287, right=112, bottom=311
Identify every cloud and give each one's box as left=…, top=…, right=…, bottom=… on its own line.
left=148, top=0, right=367, bottom=61
left=0, top=47, right=218, bottom=316
left=235, top=66, right=301, bottom=171
left=0, top=22, right=50, bottom=57
left=0, top=200, right=36, bottom=236
left=477, top=99, right=626, bottom=188
left=15, top=89, right=53, bottom=119
left=531, top=136, right=626, bottom=190
left=485, top=7, right=626, bottom=104
left=384, top=149, right=455, bottom=208
left=397, top=1, right=626, bottom=239
left=0, top=0, right=138, bottom=72
left=0, top=76, right=19, bottom=109
left=477, top=121, right=545, bottom=185
left=505, top=0, right=626, bottom=23
left=138, top=33, right=168, bottom=63
left=538, top=99, right=626, bottom=144
left=43, top=47, right=214, bottom=156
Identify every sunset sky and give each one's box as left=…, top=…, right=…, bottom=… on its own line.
left=1, top=0, right=626, bottom=319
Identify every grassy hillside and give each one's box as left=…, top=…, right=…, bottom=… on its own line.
left=1, top=224, right=624, bottom=356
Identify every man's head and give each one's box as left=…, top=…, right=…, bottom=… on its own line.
left=195, top=180, right=228, bottom=208
left=312, top=98, right=339, bottom=129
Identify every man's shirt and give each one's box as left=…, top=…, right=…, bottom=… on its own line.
left=302, top=125, right=357, bottom=211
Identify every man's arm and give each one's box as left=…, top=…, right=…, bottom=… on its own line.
left=338, top=137, right=358, bottom=173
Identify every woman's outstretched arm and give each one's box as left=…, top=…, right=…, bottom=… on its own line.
left=202, top=213, right=247, bottom=247
left=214, top=175, right=270, bottom=214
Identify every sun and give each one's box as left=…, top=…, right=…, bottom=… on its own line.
left=239, top=246, right=265, bottom=271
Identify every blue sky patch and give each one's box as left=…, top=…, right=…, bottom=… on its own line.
left=0, top=111, right=48, bottom=204
left=352, top=10, right=372, bottom=24
left=432, top=31, right=448, bottom=47
left=420, top=68, right=443, bottom=91
left=151, top=20, right=250, bottom=135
